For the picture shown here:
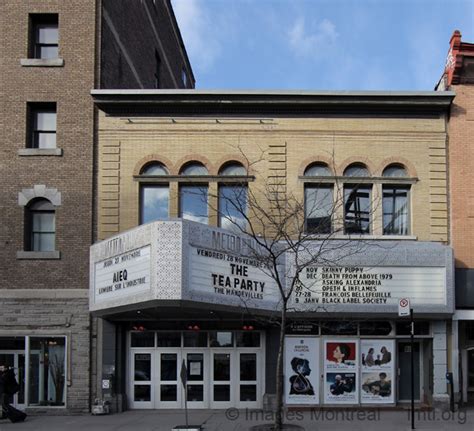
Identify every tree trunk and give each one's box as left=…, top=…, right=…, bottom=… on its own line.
left=274, top=303, right=287, bottom=431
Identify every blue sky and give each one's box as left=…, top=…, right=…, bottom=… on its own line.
left=172, top=0, right=474, bottom=90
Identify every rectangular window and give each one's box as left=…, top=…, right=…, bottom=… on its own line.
left=344, top=185, right=371, bottom=234
left=321, top=321, right=358, bottom=335
left=209, top=331, right=233, bottom=347
left=31, top=211, right=55, bottom=251
left=1, top=336, right=66, bottom=408
left=395, top=321, right=430, bottom=336
left=183, top=332, right=208, bottom=347
left=28, top=103, right=57, bottom=149
left=157, top=332, right=181, bottom=348
left=28, top=337, right=66, bottom=406
left=179, top=185, right=208, bottom=224
left=140, top=185, right=169, bottom=224
left=218, top=185, right=247, bottom=232
left=30, top=14, right=59, bottom=59
left=236, top=332, right=260, bottom=348
left=305, top=185, right=333, bottom=234
left=383, top=186, right=409, bottom=235
left=131, top=332, right=155, bottom=348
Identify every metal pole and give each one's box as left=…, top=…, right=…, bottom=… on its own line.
left=411, top=308, right=415, bottom=430
left=181, top=359, right=189, bottom=428
left=184, top=382, right=189, bottom=427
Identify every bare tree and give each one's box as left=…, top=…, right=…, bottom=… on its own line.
left=196, top=148, right=380, bottom=431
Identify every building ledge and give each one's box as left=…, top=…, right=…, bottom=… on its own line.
left=308, top=234, right=418, bottom=241
left=18, top=148, right=63, bottom=156
left=20, top=58, right=64, bottom=67
left=17, top=251, right=61, bottom=260
left=0, top=289, right=87, bottom=299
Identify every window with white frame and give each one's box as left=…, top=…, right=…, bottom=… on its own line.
left=28, top=103, right=57, bottom=149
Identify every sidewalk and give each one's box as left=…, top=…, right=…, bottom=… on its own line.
left=0, top=408, right=473, bottom=431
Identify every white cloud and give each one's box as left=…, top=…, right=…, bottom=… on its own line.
left=143, top=187, right=168, bottom=207
left=287, top=17, right=338, bottom=58
left=183, top=213, right=208, bottom=224
left=172, top=0, right=221, bottom=72
left=220, top=215, right=246, bottom=232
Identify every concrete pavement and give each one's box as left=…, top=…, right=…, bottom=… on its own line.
left=0, top=408, right=473, bottom=431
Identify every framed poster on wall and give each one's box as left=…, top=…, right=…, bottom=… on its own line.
left=324, top=339, right=358, bottom=404
left=284, top=337, right=319, bottom=405
left=360, top=339, right=395, bottom=404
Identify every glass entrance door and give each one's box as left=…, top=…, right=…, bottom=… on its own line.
left=0, top=352, right=25, bottom=409
left=238, top=352, right=259, bottom=408
left=130, top=351, right=153, bottom=409
left=397, top=341, right=421, bottom=401
left=128, top=330, right=264, bottom=409
left=184, top=351, right=207, bottom=408
left=156, top=351, right=181, bottom=408
left=211, top=351, right=234, bottom=408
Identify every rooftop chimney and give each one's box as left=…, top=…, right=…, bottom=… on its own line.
left=445, top=30, right=462, bottom=86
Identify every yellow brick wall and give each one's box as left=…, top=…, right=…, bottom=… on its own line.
left=97, top=111, right=448, bottom=242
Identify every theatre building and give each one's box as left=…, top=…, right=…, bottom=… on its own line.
left=90, top=90, right=455, bottom=411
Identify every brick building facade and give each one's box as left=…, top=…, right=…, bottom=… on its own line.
left=90, top=90, right=455, bottom=410
left=0, top=0, right=193, bottom=414
left=437, top=31, right=474, bottom=404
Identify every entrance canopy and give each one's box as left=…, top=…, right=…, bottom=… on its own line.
left=89, top=220, right=454, bottom=317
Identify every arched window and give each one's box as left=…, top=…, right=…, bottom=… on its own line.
left=26, top=198, right=55, bottom=251
left=219, top=162, right=247, bottom=176
left=303, top=163, right=333, bottom=234
left=139, top=162, right=169, bottom=224
left=344, top=163, right=370, bottom=177
left=382, top=164, right=409, bottom=235
left=180, top=162, right=208, bottom=176
left=304, top=163, right=332, bottom=177
left=383, top=164, right=407, bottom=178
left=343, top=163, right=371, bottom=234
left=179, top=162, right=209, bottom=224
left=218, top=162, right=248, bottom=231
left=140, top=162, right=168, bottom=176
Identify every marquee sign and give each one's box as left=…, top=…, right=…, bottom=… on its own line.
left=293, top=266, right=446, bottom=309
left=89, top=220, right=453, bottom=315
left=189, top=245, right=280, bottom=305
left=93, top=245, right=151, bottom=302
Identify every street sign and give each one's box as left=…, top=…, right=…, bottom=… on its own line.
left=398, top=297, right=410, bottom=317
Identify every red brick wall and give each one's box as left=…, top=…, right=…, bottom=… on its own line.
left=448, top=84, right=474, bottom=268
